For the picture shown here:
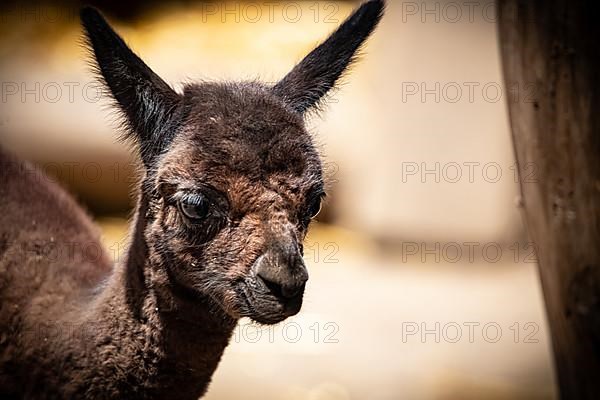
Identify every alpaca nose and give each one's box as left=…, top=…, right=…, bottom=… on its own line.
left=255, top=243, right=308, bottom=299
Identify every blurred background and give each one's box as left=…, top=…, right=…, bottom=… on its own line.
left=0, top=1, right=556, bottom=399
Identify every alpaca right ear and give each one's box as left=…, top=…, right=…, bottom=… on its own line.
left=273, top=0, right=385, bottom=114
left=80, top=7, right=182, bottom=166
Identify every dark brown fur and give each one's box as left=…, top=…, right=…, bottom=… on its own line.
left=0, top=2, right=384, bottom=398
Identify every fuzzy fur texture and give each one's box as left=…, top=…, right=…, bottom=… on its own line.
left=0, top=2, right=384, bottom=398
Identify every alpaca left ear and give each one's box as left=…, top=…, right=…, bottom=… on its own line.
left=81, top=7, right=183, bottom=166
left=273, top=0, right=385, bottom=114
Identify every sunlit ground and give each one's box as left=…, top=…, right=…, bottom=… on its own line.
left=99, top=219, right=556, bottom=400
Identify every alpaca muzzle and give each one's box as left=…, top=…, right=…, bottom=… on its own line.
left=254, top=240, right=309, bottom=301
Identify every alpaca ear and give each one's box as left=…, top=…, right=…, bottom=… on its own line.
left=80, top=7, right=182, bottom=165
left=273, top=0, right=385, bottom=114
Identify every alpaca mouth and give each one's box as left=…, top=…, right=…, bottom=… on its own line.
left=237, top=279, right=304, bottom=325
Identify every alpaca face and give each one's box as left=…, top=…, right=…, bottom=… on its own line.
left=146, top=83, right=324, bottom=323
left=81, top=1, right=384, bottom=324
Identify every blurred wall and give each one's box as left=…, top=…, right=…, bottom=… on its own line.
left=318, top=0, right=520, bottom=244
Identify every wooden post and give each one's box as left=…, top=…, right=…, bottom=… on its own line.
left=498, top=1, right=600, bottom=398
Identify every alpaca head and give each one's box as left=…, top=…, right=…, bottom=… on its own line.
left=81, top=1, right=384, bottom=324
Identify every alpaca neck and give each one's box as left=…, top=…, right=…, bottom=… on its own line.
left=81, top=191, right=236, bottom=397
left=121, top=189, right=236, bottom=329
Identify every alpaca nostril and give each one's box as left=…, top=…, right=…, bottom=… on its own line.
left=256, top=273, right=282, bottom=297
left=256, top=273, right=305, bottom=300
left=280, top=282, right=305, bottom=299
left=254, top=244, right=308, bottom=300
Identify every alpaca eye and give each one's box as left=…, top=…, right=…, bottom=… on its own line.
left=179, top=194, right=210, bottom=220
left=308, top=198, right=322, bottom=219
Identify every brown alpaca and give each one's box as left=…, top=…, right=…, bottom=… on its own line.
left=0, top=2, right=384, bottom=398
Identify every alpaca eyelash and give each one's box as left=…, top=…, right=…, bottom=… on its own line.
left=171, top=183, right=229, bottom=204
left=168, top=191, right=204, bottom=207
left=175, top=191, right=231, bottom=228
left=180, top=193, right=207, bottom=206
